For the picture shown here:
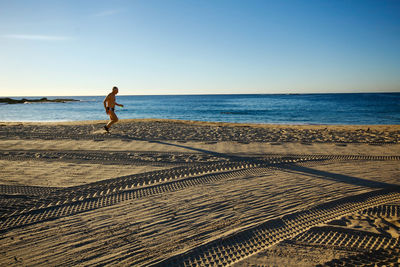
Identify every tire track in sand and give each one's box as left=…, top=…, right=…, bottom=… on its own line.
left=153, top=189, right=400, bottom=266
left=293, top=225, right=400, bottom=252
left=0, top=165, right=276, bottom=232
left=1, top=155, right=399, bottom=233
left=317, top=247, right=400, bottom=266
left=1, top=154, right=398, bottom=197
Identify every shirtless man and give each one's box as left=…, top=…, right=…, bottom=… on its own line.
left=103, top=86, right=124, bottom=132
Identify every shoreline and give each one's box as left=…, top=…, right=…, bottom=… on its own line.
left=2, top=118, right=400, bottom=129
left=2, top=118, right=400, bottom=144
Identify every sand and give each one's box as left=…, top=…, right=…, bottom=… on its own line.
left=0, top=119, right=399, bottom=266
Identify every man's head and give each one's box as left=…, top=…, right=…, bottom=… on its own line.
left=112, top=86, right=119, bottom=94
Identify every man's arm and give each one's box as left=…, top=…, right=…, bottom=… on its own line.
left=103, top=95, right=109, bottom=113
left=115, top=102, right=124, bottom=107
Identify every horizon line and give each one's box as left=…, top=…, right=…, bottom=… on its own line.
left=1, top=91, right=399, bottom=98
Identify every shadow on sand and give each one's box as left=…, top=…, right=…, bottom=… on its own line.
left=151, top=139, right=400, bottom=190
left=109, top=134, right=400, bottom=191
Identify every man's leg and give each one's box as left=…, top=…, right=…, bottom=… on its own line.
left=106, top=111, right=119, bottom=129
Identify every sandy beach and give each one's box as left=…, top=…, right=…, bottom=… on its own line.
left=0, top=119, right=399, bottom=266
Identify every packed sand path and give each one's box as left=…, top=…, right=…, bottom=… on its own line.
left=0, top=120, right=399, bottom=266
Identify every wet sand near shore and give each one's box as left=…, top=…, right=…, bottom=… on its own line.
left=0, top=119, right=399, bottom=266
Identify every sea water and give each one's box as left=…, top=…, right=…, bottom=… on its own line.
left=1, top=93, right=400, bottom=125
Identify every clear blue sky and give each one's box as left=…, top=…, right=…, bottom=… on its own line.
left=1, top=0, right=399, bottom=96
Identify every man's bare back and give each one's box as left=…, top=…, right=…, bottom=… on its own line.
left=105, top=93, right=116, bottom=109
left=103, top=86, right=123, bottom=132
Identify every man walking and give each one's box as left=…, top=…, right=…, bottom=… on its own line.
left=103, top=86, right=124, bottom=132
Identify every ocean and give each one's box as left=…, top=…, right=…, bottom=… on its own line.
left=1, top=93, right=400, bottom=125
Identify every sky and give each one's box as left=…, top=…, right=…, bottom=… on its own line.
left=0, top=0, right=399, bottom=96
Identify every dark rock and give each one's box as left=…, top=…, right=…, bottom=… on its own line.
left=0, top=97, right=79, bottom=104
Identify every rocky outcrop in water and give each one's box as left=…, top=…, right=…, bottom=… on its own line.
left=0, top=97, right=79, bottom=104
